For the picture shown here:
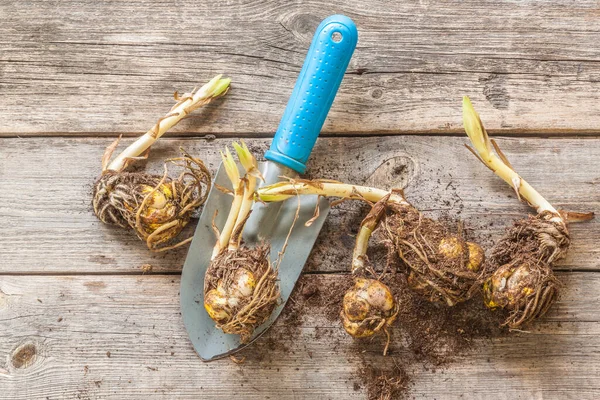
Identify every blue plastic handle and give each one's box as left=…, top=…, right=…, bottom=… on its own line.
left=264, top=15, right=358, bottom=174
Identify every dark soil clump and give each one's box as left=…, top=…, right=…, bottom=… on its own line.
left=359, top=364, right=410, bottom=400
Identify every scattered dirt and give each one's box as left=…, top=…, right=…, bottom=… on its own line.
left=346, top=270, right=505, bottom=399
left=240, top=264, right=504, bottom=399
left=387, top=272, right=504, bottom=364
left=276, top=274, right=354, bottom=342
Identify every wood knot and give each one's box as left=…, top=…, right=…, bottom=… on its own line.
left=371, top=88, right=383, bottom=99
left=279, top=13, right=321, bottom=43
left=479, top=74, right=509, bottom=110
left=365, top=156, right=416, bottom=190
left=11, top=342, right=37, bottom=369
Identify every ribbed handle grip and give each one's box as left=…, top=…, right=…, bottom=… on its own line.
left=264, top=15, right=357, bottom=173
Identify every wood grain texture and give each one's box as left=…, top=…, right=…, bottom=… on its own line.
left=0, top=273, right=599, bottom=399
left=3, top=1, right=600, bottom=135
left=1, top=136, right=597, bottom=274
left=3, top=2, right=600, bottom=398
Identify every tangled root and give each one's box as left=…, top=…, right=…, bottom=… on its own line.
left=92, top=151, right=210, bottom=251
left=491, top=212, right=570, bottom=267
left=369, top=372, right=407, bottom=400
left=380, top=204, right=484, bottom=306
left=483, top=212, right=569, bottom=328
left=204, top=244, right=280, bottom=343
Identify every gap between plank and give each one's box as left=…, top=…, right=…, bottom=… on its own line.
left=3, top=130, right=600, bottom=139
left=0, top=268, right=598, bottom=277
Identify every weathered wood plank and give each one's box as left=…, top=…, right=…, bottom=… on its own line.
left=3, top=1, right=600, bottom=135
left=1, top=136, right=597, bottom=274
left=0, top=273, right=599, bottom=399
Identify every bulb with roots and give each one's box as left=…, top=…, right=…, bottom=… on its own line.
left=480, top=211, right=573, bottom=327
left=379, top=201, right=486, bottom=306
left=93, top=153, right=211, bottom=251
left=483, top=262, right=560, bottom=327
left=463, top=97, right=593, bottom=327
left=203, top=143, right=280, bottom=343
left=341, top=277, right=398, bottom=338
left=339, top=198, right=399, bottom=355
left=256, top=178, right=486, bottom=306
left=204, top=244, right=278, bottom=342
left=403, top=232, right=486, bottom=304
left=92, top=75, right=230, bottom=251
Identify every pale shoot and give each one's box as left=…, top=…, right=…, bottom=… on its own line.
left=212, top=148, right=244, bottom=259
left=352, top=196, right=388, bottom=274
left=105, top=75, right=231, bottom=172
left=462, top=96, right=560, bottom=221
left=257, top=180, right=407, bottom=205
left=229, top=140, right=262, bottom=250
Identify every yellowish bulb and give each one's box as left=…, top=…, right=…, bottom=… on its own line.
left=484, top=263, right=533, bottom=309
left=438, top=236, right=465, bottom=260
left=138, top=184, right=177, bottom=225
left=204, top=288, right=231, bottom=323
left=343, top=291, right=370, bottom=322
left=141, top=184, right=172, bottom=208
left=341, top=317, right=376, bottom=338
left=466, top=242, right=485, bottom=272
left=341, top=278, right=397, bottom=339
left=408, top=238, right=484, bottom=306
left=364, top=279, right=395, bottom=312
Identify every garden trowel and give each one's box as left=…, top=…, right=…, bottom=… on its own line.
left=181, top=14, right=358, bottom=361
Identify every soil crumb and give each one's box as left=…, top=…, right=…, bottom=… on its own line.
left=279, top=275, right=354, bottom=340
left=359, top=364, right=410, bottom=400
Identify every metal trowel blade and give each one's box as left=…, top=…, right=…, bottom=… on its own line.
left=180, top=161, right=329, bottom=361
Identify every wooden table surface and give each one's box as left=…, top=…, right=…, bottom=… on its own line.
left=2, top=1, right=600, bottom=399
